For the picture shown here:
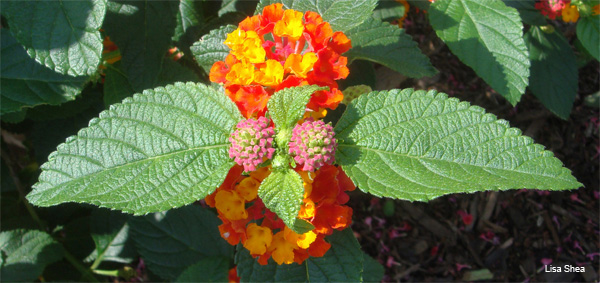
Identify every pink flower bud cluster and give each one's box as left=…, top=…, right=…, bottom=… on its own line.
left=288, top=119, right=337, bottom=172
left=229, top=117, right=276, bottom=172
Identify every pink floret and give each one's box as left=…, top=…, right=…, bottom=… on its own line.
left=288, top=119, right=337, bottom=172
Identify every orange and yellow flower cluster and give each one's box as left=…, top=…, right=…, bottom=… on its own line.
left=209, top=3, right=352, bottom=118
left=533, top=0, right=600, bottom=22
left=205, top=164, right=355, bottom=265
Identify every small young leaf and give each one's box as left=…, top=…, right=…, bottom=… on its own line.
left=1, top=0, right=105, bottom=76
left=0, top=32, right=87, bottom=115
left=129, top=206, right=233, bottom=280
left=27, top=82, right=243, bottom=215
left=175, top=256, right=230, bottom=282
left=429, top=0, right=530, bottom=105
left=525, top=27, right=577, bottom=119
left=292, top=218, right=316, bottom=235
left=344, top=18, right=437, bottom=79
left=191, top=25, right=237, bottom=73
left=0, top=230, right=64, bottom=282
left=267, top=85, right=326, bottom=131
left=235, top=228, right=363, bottom=282
left=258, top=168, right=305, bottom=232
left=103, top=0, right=179, bottom=92
left=335, top=89, right=582, bottom=201
left=86, top=209, right=137, bottom=265
left=576, top=15, right=600, bottom=61
left=255, top=0, right=377, bottom=33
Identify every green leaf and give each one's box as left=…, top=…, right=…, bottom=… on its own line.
left=191, top=25, right=237, bottom=73
left=372, top=1, right=408, bottom=22
left=27, top=82, right=243, bottom=215
left=577, top=15, right=600, bottom=61
left=156, top=59, right=200, bottom=86
left=103, top=0, right=179, bottom=92
left=236, top=228, right=363, bottom=282
left=291, top=218, right=316, bottom=235
left=525, top=27, right=577, bottom=119
left=173, top=0, right=205, bottom=43
left=0, top=31, right=87, bottom=115
left=362, top=253, right=384, bottom=283
left=267, top=85, right=326, bottom=131
left=219, top=0, right=257, bottom=16
left=1, top=0, right=105, bottom=76
left=344, top=18, right=437, bottom=79
left=86, top=209, right=137, bottom=265
left=256, top=0, right=377, bottom=32
left=103, top=62, right=135, bottom=107
left=175, top=256, right=230, bottom=282
left=429, top=0, right=530, bottom=105
left=502, top=0, right=547, bottom=26
left=335, top=89, right=582, bottom=201
left=258, top=168, right=304, bottom=231
left=0, top=230, right=64, bottom=282
left=129, top=205, right=233, bottom=280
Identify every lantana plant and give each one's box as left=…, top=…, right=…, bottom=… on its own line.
left=0, top=0, right=594, bottom=281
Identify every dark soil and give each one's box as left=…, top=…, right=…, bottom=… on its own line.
left=350, top=11, right=600, bottom=282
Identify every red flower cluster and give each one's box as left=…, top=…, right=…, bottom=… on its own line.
left=209, top=3, right=351, bottom=118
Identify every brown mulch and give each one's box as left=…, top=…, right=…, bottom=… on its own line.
left=350, top=10, right=599, bottom=282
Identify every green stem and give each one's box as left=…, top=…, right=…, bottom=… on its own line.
left=93, top=269, right=120, bottom=277
left=64, top=250, right=100, bottom=282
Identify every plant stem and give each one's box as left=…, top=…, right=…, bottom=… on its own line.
left=63, top=249, right=100, bottom=282
left=93, top=269, right=120, bottom=277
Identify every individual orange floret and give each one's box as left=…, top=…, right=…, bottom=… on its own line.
left=273, top=9, right=305, bottom=40
left=284, top=227, right=317, bottom=249
left=228, top=267, right=240, bottom=283
left=284, top=53, right=318, bottom=78
left=244, top=223, right=273, bottom=255
left=226, top=85, right=270, bottom=118
left=254, top=59, right=284, bottom=86
left=234, top=176, right=260, bottom=201
left=215, top=190, right=248, bottom=220
left=308, top=234, right=331, bottom=257
left=269, top=231, right=297, bottom=264
left=249, top=166, right=271, bottom=182
left=218, top=216, right=249, bottom=245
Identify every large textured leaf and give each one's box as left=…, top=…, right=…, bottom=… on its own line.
left=372, top=1, right=408, bottom=22
left=191, top=25, right=237, bottom=73
left=344, top=18, right=437, bottom=79
left=525, top=27, right=577, bottom=120
left=27, top=82, right=243, bottom=215
left=429, top=0, right=530, bottom=105
left=267, top=85, right=325, bottom=131
left=175, top=257, right=230, bottom=282
left=576, top=15, right=600, bottom=61
left=236, top=228, right=363, bottom=282
left=129, top=206, right=233, bottom=280
left=0, top=32, right=87, bottom=115
left=335, top=89, right=582, bottom=201
left=1, top=0, right=105, bottom=76
left=258, top=168, right=305, bottom=231
left=86, top=209, right=137, bottom=265
left=255, top=0, right=377, bottom=32
left=502, top=0, right=547, bottom=26
left=0, top=230, right=64, bottom=282
left=103, top=0, right=178, bottom=92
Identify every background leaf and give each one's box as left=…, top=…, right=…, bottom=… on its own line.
left=175, top=256, right=230, bottom=282
left=0, top=32, right=87, bottom=115
left=525, top=27, right=577, bottom=119
left=86, top=209, right=137, bottom=265
left=258, top=168, right=304, bottom=231
left=129, top=205, right=233, bottom=280
left=372, top=1, right=408, bottom=22
left=502, top=0, right=547, bottom=25
left=103, top=0, right=178, bottom=92
left=267, top=85, right=325, bottom=131
left=103, top=62, right=135, bottom=107
left=191, top=25, right=237, bottom=73
left=236, top=228, right=364, bottom=282
left=344, top=18, right=437, bottom=79
left=362, top=253, right=385, bottom=283
left=335, top=89, right=582, bottom=201
left=576, top=15, right=600, bottom=61
left=1, top=0, right=105, bottom=76
left=255, top=0, right=377, bottom=33
left=27, top=82, right=242, bottom=215
left=429, top=0, right=530, bottom=105
left=0, top=230, right=64, bottom=282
